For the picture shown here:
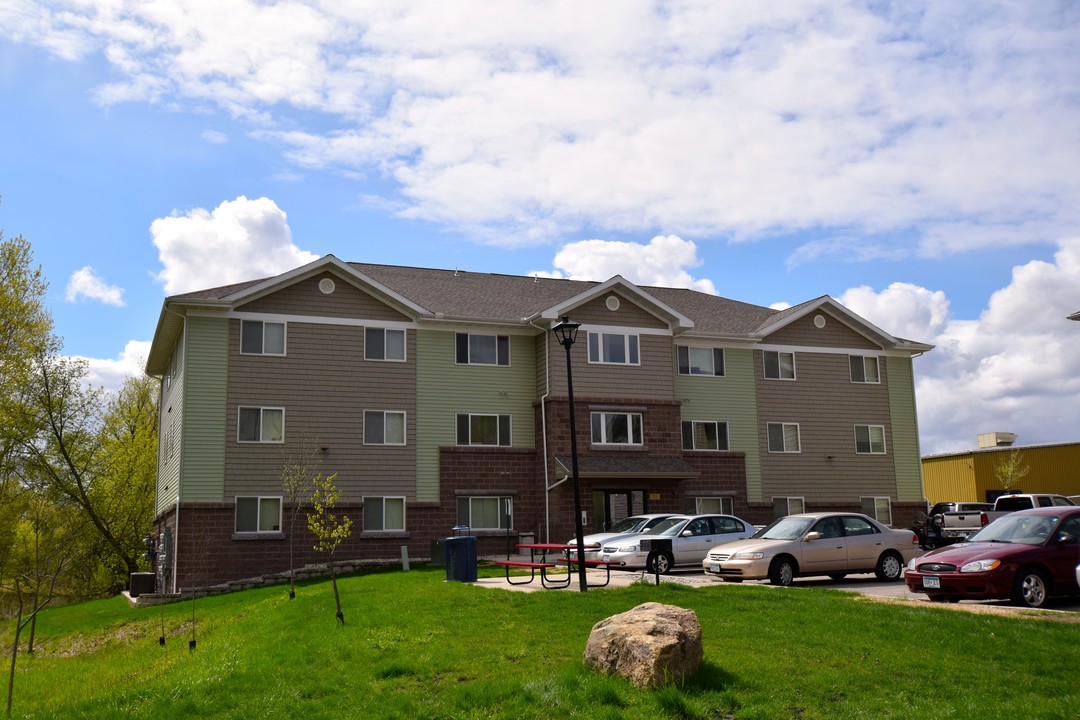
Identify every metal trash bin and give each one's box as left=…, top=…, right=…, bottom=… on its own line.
left=445, top=536, right=478, bottom=582
left=430, top=538, right=447, bottom=566
left=129, top=572, right=156, bottom=597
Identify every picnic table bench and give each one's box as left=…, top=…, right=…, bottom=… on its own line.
left=487, top=543, right=614, bottom=589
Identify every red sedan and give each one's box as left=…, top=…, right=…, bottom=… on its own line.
left=905, top=506, right=1080, bottom=608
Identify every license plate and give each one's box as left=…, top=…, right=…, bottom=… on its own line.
left=601, top=554, right=611, bottom=561
left=709, top=563, right=720, bottom=573
left=924, top=576, right=940, bottom=589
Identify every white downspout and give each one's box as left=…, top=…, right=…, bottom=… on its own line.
left=163, top=305, right=187, bottom=594
left=528, top=318, right=552, bottom=542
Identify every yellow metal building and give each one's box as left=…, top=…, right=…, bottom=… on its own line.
left=922, top=437, right=1080, bottom=505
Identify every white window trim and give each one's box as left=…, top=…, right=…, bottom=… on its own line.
left=240, top=320, right=287, bottom=356
left=363, top=410, right=407, bottom=446
left=456, top=413, right=512, bottom=447
left=591, top=411, right=644, bottom=446
left=677, top=346, right=726, bottom=377
left=456, top=332, right=511, bottom=366
left=235, top=495, right=282, bottom=533
left=587, top=331, right=641, bottom=366
left=767, top=422, right=801, bottom=453
left=364, top=327, right=407, bottom=362
left=763, top=350, right=796, bottom=381
left=849, top=355, right=881, bottom=384
left=682, top=420, right=729, bottom=451
left=861, top=496, right=893, bottom=525
left=457, top=496, right=513, bottom=531
left=237, top=406, right=285, bottom=444
left=854, top=424, right=887, bottom=454
left=773, top=496, right=805, bottom=515
left=363, top=496, right=406, bottom=532
left=695, top=497, right=734, bottom=515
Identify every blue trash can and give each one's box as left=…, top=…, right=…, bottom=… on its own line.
left=445, top=536, right=478, bottom=582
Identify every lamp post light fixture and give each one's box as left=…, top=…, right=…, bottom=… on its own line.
left=551, top=315, right=589, bottom=592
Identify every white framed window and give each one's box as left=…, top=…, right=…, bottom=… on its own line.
left=772, top=496, right=805, bottom=518
left=763, top=350, right=796, bottom=380
left=364, top=496, right=405, bottom=531
left=854, top=425, right=887, bottom=454
left=767, top=422, right=800, bottom=453
left=241, top=320, right=286, bottom=355
left=364, top=411, right=406, bottom=445
left=849, top=355, right=880, bottom=384
left=677, top=346, right=725, bottom=377
left=456, top=413, right=512, bottom=446
left=456, top=333, right=510, bottom=366
left=238, top=407, right=284, bottom=443
left=696, top=497, right=734, bottom=515
left=365, top=327, right=406, bottom=361
left=236, top=496, right=281, bottom=533
left=457, top=496, right=513, bottom=531
left=861, top=497, right=893, bottom=525
left=591, top=412, right=643, bottom=445
left=682, top=420, right=729, bottom=451
left=588, top=332, right=640, bottom=365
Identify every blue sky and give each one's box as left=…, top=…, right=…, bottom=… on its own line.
left=2, top=1, right=1078, bottom=456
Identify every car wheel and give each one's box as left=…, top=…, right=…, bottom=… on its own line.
left=1011, top=567, right=1050, bottom=608
left=827, top=573, right=847, bottom=581
left=768, top=557, right=797, bottom=586
left=648, top=551, right=674, bottom=575
left=875, top=552, right=903, bottom=582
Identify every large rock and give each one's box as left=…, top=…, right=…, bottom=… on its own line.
left=583, top=602, right=702, bottom=688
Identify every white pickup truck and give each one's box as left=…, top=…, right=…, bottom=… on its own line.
left=922, top=494, right=1076, bottom=547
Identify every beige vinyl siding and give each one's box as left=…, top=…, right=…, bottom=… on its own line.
left=181, top=315, right=228, bottom=502
left=756, top=348, right=897, bottom=501
left=886, top=356, right=924, bottom=502
left=224, top=319, right=418, bottom=500
left=548, top=333, right=674, bottom=400
left=238, top=272, right=412, bottom=322
left=415, top=330, right=537, bottom=501
left=766, top=310, right=881, bottom=349
left=155, top=329, right=185, bottom=515
left=676, top=347, right=762, bottom=501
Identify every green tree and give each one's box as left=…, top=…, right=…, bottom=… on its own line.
left=281, top=436, right=321, bottom=599
left=307, top=473, right=351, bottom=626
left=994, top=449, right=1030, bottom=493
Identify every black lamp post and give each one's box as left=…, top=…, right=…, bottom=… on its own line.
left=552, top=315, right=589, bottom=592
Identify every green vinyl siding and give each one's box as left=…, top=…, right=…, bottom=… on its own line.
left=415, top=330, right=537, bottom=502
left=180, top=315, right=228, bottom=501
left=887, top=356, right=923, bottom=502
left=155, top=331, right=184, bottom=515
left=675, top=347, right=762, bottom=501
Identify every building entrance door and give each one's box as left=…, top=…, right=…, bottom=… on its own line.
left=591, top=490, right=649, bottom=532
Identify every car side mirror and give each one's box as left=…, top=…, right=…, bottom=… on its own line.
left=681, top=530, right=693, bottom=537
left=805, top=532, right=821, bottom=542
left=1056, top=531, right=1078, bottom=544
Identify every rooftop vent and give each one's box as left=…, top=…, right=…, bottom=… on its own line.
left=977, top=432, right=1017, bottom=448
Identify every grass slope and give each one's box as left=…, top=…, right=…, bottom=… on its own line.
left=4, top=566, right=1078, bottom=719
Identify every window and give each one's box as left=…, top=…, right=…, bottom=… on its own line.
left=457, top=496, right=513, bottom=530
left=364, top=497, right=405, bottom=531
left=850, top=355, right=880, bottom=383
left=588, top=332, right=639, bottom=365
left=860, top=498, right=892, bottom=525
left=696, top=497, right=734, bottom=515
left=854, top=425, right=886, bottom=454
left=365, top=327, right=406, bottom=361
left=364, top=411, right=406, bottom=445
left=456, top=414, right=511, bottom=446
left=238, top=407, right=284, bottom=443
left=763, top=350, right=796, bottom=380
left=678, top=346, right=725, bottom=376
left=682, top=421, right=729, bottom=451
left=456, top=333, right=510, bottom=366
left=236, top=496, right=281, bottom=532
left=772, top=496, right=805, bottom=518
left=591, top=412, right=643, bottom=445
left=241, top=320, right=285, bottom=355
left=767, top=423, right=800, bottom=453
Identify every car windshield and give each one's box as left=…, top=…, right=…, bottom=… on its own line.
left=646, top=518, right=688, bottom=536
left=753, top=516, right=814, bottom=540
left=607, top=517, right=648, bottom=533
left=969, top=514, right=1059, bottom=545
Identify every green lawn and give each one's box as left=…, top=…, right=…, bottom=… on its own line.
left=4, top=566, right=1078, bottom=719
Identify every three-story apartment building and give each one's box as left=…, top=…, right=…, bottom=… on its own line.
left=146, top=255, right=932, bottom=591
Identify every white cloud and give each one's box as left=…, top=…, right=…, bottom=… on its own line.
left=65, top=266, right=125, bottom=306
left=8, top=2, right=1078, bottom=252
left=150, top=196, right=318, bottom=295
left=840, top=238, right=1080, bottom=455
left=202, top=129, right=228, bottom=144
left=530, top=235, right=717, bottom=293
left=78, top=339, right=151, bottom=393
